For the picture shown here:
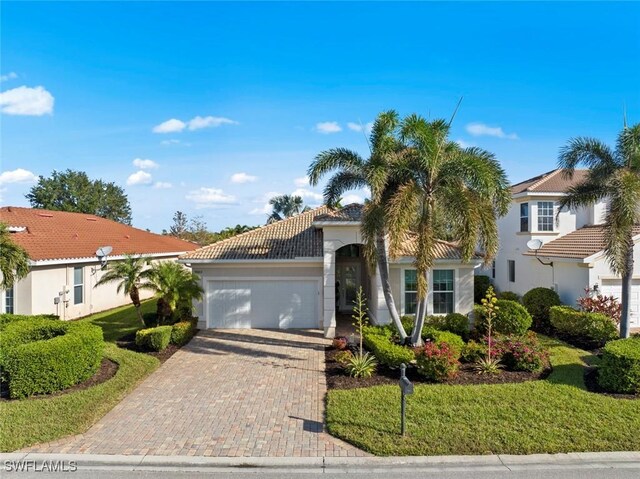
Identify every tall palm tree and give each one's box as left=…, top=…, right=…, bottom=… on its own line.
left=142, top=261, right=203, bottom=324
left=309, top=110, right=412, bottom=341
left=267, top=195, right=310, bottom=224
left=558, top=122, right=640, bottom=338
left=384, top=115, right=511, bottom=345
left=0, top=223, right=30, bottom=290
left=94, top=254, right=153, bottom=325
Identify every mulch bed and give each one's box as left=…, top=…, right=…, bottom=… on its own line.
left=0, top=358, right=118, bottom=401
left=584, top=367, right=639, bottom=400
left=325, top=347, right=551, bottom=390
left=116, top=332, right=180, bottom=363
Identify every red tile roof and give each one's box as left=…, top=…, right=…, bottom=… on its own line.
left=511, top=169, right=589, bottom=195
left=0, top=206, right=198, bottom=261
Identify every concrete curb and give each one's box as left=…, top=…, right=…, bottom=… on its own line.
left=1, top=451, right=638, bottom=472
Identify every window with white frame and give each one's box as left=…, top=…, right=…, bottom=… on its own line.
left=5, top=286, right=14, bottom=314
left=73, top=267, right=84, bottom=305
left=404, top=269, right=418, bottom=315
left=433, top=270, right=454, bottom=314
left=508, top=260, right=516, bottom=283
left=537, top=201, right=554, bottom=231
left=520, top=203, right=529, bottom=232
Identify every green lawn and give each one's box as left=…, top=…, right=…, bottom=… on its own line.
left=326, top=336, right=640, bottom=456
left=0, top=343, right=159, bottom=452
left=81, top=299, right=156, bottom=342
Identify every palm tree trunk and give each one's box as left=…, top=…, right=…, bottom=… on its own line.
left=129, top=286, right=145, bottom=326
left=375, top=233, right=407, bottom=341
left=620, top=244, right=634, bottom=339
left=410, top=272, right=429, bottom=346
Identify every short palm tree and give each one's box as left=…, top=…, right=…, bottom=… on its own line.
left=143, top=261, right=203, bottom=324
left=267, top=195, right=310, bottom=223
left=558, top=122, right=640, bottom=338
left=0, top=223, right=30, bottom=290
left=94, top=254, right=153, bottom=325
left=384, top=115, right=511, bottom=345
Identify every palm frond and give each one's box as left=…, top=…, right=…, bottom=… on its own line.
left=308, top=149, right=364, bottom=186
left=558, top=137, right=620, bottom=176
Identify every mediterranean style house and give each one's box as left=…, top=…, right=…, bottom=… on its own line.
left=482, top=168, right=640, bottom=329
left=0, top=207, right=198, bottom=319
left=180, top=204, right=481, bottom=337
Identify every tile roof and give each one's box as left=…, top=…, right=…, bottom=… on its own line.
left=511, top=168, right=589, bottom=195
left=0, top=206, right=198, bottom=262
left=182, top=203, right=479, bottom=262
left=523, top=225, right=640, bottom=260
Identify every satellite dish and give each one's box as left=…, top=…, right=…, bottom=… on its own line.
left=95, top=246, right=113, bottom=258
left=527, top=239, right=543, bottom=251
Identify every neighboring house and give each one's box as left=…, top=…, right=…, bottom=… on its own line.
left=180, top=204, right=482, bottom=337
left=0, top=207, right=198, bottom=319
left=482, top=168, right=640, bottom=328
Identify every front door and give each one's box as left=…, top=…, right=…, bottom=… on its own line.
left=336, top=263, right=361, bottom=312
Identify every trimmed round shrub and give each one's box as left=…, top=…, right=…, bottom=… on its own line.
left=597, top=337, right=640, bottom=394
left=522, top=287, right=561, bottom=332
left=362, top=325, right=414, bottom=367
left=0, top=319, right=104, bottom=399
left=498, top=291, right=520, bottom=302
left=549, top=306, right=618, bottom=346
left=136, top=326, right=172, bottom=352
left=415, top=342, right=459, bottom=382
left=0, top=313, right=59, bottom=331
left=474, top=275, right=492, bottom=304
left=425, top=313, right=470, bottom=341
left=170, top=320, right=197, bottom=347
left=422, top=327, right=464, bottom=359
left=474, top=299, right=532, bottom=336
left=493, top=332, right=549, bottom=372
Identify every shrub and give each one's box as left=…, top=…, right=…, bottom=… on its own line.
left=597, top=337, right=640, bottom=394
left=1, top=319, right=104, bottom=399
left=577, top=287, right=622, bottom=324
left=492, top=332, right=549, bottom=372
left=170, top=320, right=197, bottom=347
left=498, top=291, right=520, bottom=302
left=345, top=352, right=377, bottom=378
left=474, top=275, right=492, bottom=304
left=461, top=340, right=487, bottom=363
left=142, top=312, right=159, bottom=328
left=415, top=342, right=459, bottom=382
left=422, top=327, right=464, bottom=359
left=522, top=287, right=561, bottom=332
left=135, top=326, right=172, bottom=352
left=362, top=326, right=415, bottom=367
left=549, top=306, right=618, bottom=346
left=332, top=336, right=349, bottom=350
left=400, top=315, right=414, bottom=333
left=425, top=313, right=470, bottom=341
left=475, top=299, right=532, bottom=336
left=0, top=313, right=59, bottom=331
left=334, top=350, right=354, bottom=365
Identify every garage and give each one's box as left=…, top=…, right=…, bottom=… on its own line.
left=206, top=279, right=320, bottom=329
left=599, top=279, right=640, bottom=328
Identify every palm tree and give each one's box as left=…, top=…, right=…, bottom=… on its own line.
left=558, top=122, right=640, bottom=338
left=0, top=223, right=30, bottom=290
left=267, top=195, right=310, bottom=223
left=94, top=254, right=153, bottom=325
left=309, top=110, right=412, bottom=341
left=382, top=115, right=511, bottom=345
left=142, top=261, right=203, bottom=324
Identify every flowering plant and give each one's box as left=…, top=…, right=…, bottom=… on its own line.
left=577, top=287, right=621, bottom=324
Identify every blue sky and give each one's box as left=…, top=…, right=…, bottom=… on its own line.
left=1, top=1, right=639, bottom=232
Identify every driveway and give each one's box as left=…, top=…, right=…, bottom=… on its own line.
left=24, top=329, right=366, bottom=457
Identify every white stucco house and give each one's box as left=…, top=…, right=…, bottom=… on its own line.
left=180, top=204, right=481, bottom=338
left=482, top=168, right=640, bottom=329
left=0, top=206, right=198, bottom=319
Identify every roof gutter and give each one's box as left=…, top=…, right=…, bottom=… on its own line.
left=29, top=251, right=189, bottom=267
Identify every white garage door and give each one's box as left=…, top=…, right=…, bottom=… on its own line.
left=600, top=280, right=640, bottom=327
left=206, top=279, right=320, bottom=329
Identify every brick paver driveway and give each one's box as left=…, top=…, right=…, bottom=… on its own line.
left=25, top=329, right=366, bottom=457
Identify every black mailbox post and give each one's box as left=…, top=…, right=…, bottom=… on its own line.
left=399, top=363, right=414, bottom=436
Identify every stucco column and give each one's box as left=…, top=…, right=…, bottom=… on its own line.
left=323, top=244, right=336, bottom=338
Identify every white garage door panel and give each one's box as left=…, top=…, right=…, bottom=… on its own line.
left=207, top=279, right=319, bottom=329
left=600, top=280, right=640, bottom=327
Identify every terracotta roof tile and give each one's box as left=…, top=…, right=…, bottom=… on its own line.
left=0, top=207, right=198, bottom=261
left=394, top=231, right=483, bottom=260
left=314, top=203, right=363, bottom=222
left=511, top=169, right=589, bottom=195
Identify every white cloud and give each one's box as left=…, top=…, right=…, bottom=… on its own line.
left=152, top=118, right=186, bottom=133
left=292, top=188, right=323, bottom=202
left=188, top=115, right=238, bottom=130
left=455, top=139, right=475, bottom=148
left=0, top=168, right=37, bottom=185
left=186, top=187, right=236, bottom=208
left=347, top=121, right=374, bottom=133
left=0, top=86, right=54, bottom=116
left=154, top=181, right=172, bottom=189
left=315, top=121, right=342, bottom=134
left=0, top=72, right=17, bottom=82
left=294, top=176, right=309, bottom=187
left=126, top=170, right=153, bottom=186
left=466, top=122, right=518, bottom=140
left=160, top=139, right=181, bottom=146
left=249, top=203, right=272, bottom=215
left=230, top=172, right=258, bottom=184
left=132, top=158, right=159, bottom=170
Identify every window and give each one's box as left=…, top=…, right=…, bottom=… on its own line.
left=491, top=260, right=496, bottom=279
left=537, top=201, right=554, bottom=232
left=433, top=270, right=455, bottom=314
left=73, top=267, right=84, bottom=305
left=520, top=203, right=529, bottom=232
left=404, top=270, right=418, bottom=315
left=508, top=260, right=516, bottom=283
left=5, top=287, right=14, bottom=314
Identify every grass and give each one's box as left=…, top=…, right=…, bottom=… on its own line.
left=0, top=343, right=159, bottom=452
left=326, top=336, right=640, bottom=456
left=81, top=299, right=156, bottom=342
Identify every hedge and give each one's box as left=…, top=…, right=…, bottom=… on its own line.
left=135, top=325, right=172, bottom=351
left=522, top=287, right=561, bottom=332
left=362, top=325, right=414, bottom=367
left=474, top=299, right=532, bottom=336
left=422, top=327, right=464, bottom=359
left=549, top=306, right=618, bottom=346
left=171, top=320, right=197, bottom=346
left=597, top=337, right=640, bottom=394
left=0, top=319, right=104, bottom=399
left=0, top=313, right=59, bottom=330
left=401, top=313, right=470, bottom=341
